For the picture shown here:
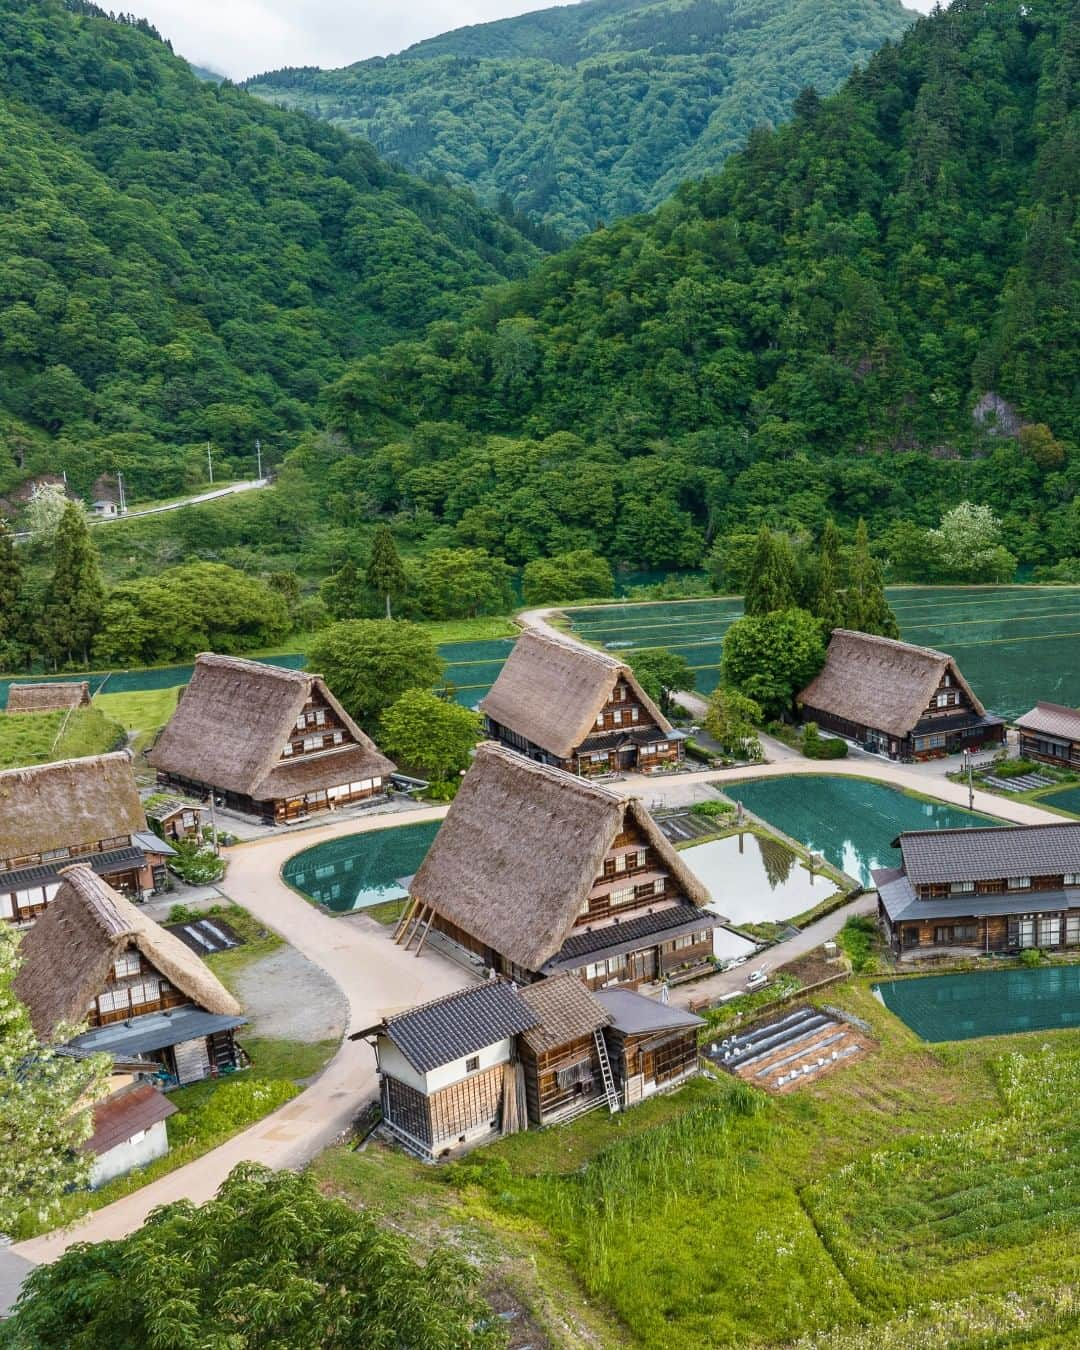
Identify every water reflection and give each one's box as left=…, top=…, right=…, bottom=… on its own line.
left=283, top=820, right=442, bottom=913
left=680, top=831, right=827, bottom=925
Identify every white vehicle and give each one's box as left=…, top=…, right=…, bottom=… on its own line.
left=745, top=968, right=769, bottom=989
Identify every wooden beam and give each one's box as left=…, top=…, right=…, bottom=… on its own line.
left=403, top=903, right=430, bottom=952
left=413, top=907, right=437, bottom=956
left=393, top=898, right=418, bottom=944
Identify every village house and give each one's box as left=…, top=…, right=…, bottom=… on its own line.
left=1015, top=702, right=1080, bottom=770
left=0, top=752, right=173, bottom=927
left=143, top=793, right=206, bottom=843
left=797, top=629, right=1004, bottom=760
left=398, top=742, right=716, bottom=991
left=148, top=653, right=396, bottom=824
left=5, top=680, right=91, bottom=713
left=874, top=821, right=1080, bottom=958
left=359, top=975, right=701, bottom=1159
left=81, top=1069, right=178, bottom=1188
left=15, top=865, right=246, bottom=1086
left=480, top=629, right=683, bottom=775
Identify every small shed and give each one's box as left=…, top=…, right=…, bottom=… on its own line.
left=594, top=987, right=704, bottom=1104
left=517, top=975, right=613, bottom=1124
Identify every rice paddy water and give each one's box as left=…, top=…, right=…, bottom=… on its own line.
left=282, top=821, right=442, bottom=913
left=876, top=966, right=1080, bottom=1040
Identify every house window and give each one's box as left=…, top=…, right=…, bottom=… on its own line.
left=114, top=952, right=140, bottom=979
left=934, top=926, right=952, bottom=945
left=655, top=742, right=669, bottom=753
left=637, top=849, right=647, bottom=868
left=129, top=979, right=160, bottom=1006
left=614, top=854, right=626, bottom=873
left=97, top=988, right=130, bottom=1015
left=595, top=714, right=605, bottom=728
left=611, top=886, right=635, bottom=907
left=631, top=707, right=639, bottom=722
left=943, top=674, right=952, bottom=687
left=129, top=1130, right=147, bottom=1145
left=1065, top=874, right=1080, bottom=887
left=315, top=709, right=326, bottom=725
left=613, top=709, right=623, bottom=725
left=1067, top=914, right=1080, bottom=945
left=673, top=934, right=694, bottom=950
left=0, top=893, right=11, bottom=920
left=936, top=693, right=950, bottom=708
left=465, top=1056, right=480, bottom=1073
left=1039, top=916, right=1061, bottom=947
left=332, top=731, right=343, bottom=745
left=1008, top=877, right=1032, bottom=890
left=949, top=881, right=975, bottom=894
left=295, top=716, right=305, bottom=731
left=282, top=742, right=293, bottom=756
left=41, top=847, right=70, bottom=861
left=954, top=924, right=977, bottom=942
left=653, top=878, right=665, bottom=895
left=1009, top=917, right=1036, bottom=948
left=303, top=735, right=323, bottom=751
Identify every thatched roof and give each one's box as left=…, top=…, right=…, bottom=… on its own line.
left=480, top=629, right=671, bottom=759
left=797, top=629, right=986, bottom=739
left=13, top=865, right=241, bottom=1042
left=410, top=742, right=710, bottom=972
left=1015, top=701, right=1080, bottom=742
left=0, top=752, right=146, bottom=862
left=518, top=975, right=610, bottom=1054
left=148, top=654, right=394, bottom=800
left=5, top=681, right=91, bottom=713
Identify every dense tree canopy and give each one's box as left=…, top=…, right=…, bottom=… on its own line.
left=0, top=0, right=536, bottom=507
left=306, top=619, right=443, bottom=724
left=248, top=0, right=914, bottom=238
left=721, top=608, right=827, bottom=718
left=317, top=0, right=1078, bottom=574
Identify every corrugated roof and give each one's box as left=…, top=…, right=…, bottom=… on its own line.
left=83, top=1082, right=177, bottom=1156
left=1016, top=702, right=1080, bottom=742
left=594, top=988, right=705, bottom=1034
left=896, top=823, right=1080, bottom=885
left=68, top=1006, right=247, bottom=1057
left=382, top=982, right=539, bottom=1074
left=874, top=867, right=1078, bottom=923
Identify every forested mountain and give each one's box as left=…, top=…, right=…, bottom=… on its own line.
left=247, top=0, right=916, bottom=238
left=313, top=0, right=1079, bottom=573
left=0, top=0, right=537, bottom=505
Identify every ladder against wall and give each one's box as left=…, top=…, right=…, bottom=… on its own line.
left=594, top=1029, right=620, bottom=1114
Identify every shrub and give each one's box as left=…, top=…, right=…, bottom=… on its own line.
left=837, top=914, right=878, bottom=973
left=169, top=1077, right=300, bottom=1147
left=802, top=722, right=849, bottom=759
left=991, top=758, right=1038, bottom=779
left=690, top=800, right=734, bottom=819
left=684, top=738, right=715, bottom=764
left=1019, top=946, right=1044, bottom=967
left=422, top=778, right=461, bottom=802
left=168, top=839, right=225, bottom=884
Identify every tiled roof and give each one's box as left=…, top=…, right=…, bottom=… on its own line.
left=1016, top=702, right=1080, bottom=742
left=895, top=823, right=1080, bottom=885
left=874, top=867, right=1079, bottom=923
left=382, top=982, right=539, bottom=1074
left=544, top=903, right=713, bottom=971
left=0, top=844, right=146, bottom=894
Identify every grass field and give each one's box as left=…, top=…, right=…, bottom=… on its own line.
left=312, top=981, right=1080, bottom=1348
left=93, top=686, right=181, bottom=750
left=0, top=705, right=123, bottom=769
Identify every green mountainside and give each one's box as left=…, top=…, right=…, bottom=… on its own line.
left=246, top=0, right=916, bottom=237
left=313, top=0, right=1078, bottom=571
left=0, top=1, right=537, bottom=504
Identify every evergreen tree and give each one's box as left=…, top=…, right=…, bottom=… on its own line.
left=743, top=525, right=795, bottom=616
left=320, top=559, right=365, bottom=620
left=813, top=518, right=845, bottom=632
left=365, top=526, right=407, bottom=619
left=40, top=503, right=105, bottom=666
left=845, top=519, right=899, bottom=639
left=0, top=518, right=23, bottom=644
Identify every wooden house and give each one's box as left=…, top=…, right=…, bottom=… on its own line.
left=357, top=981, right=541, bottom=1159
left=516, top=975, right=615, bottom=1125
left=797, top=629, right=1004, bottom=760
left=400, top=742, right=716, bottom=991
left=1015, top=702, right=1080, bottom=769
left=5, top=680, right=91, bottom=713
left=874, top=822, right=1080, bottom=958
left=148, top=653, right=396, bottom=823
left=0, top=752, right=173, bottom=927
left=143, top=793, right=206, bottom=843
left=14, top=865, right=246, bottom=1085
left=594, top=988, right=704, bottom=1103
left=480, top=629, right=682, bottom=775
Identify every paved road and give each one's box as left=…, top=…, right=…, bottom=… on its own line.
left=14, top=805, right=467, bottom=1265
left=12, top=480, right=269, bottom=541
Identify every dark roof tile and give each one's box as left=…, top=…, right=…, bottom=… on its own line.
left=382, top=982, right=539, bottom=1073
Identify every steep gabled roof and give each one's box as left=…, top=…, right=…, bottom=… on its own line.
left=410, top=742, right=709, bottom=972
left=1015, top=701, right=1080, bottom=742
left=894, top=822, right=1080, bottom=886
left=797, top=629, right=986, bottom=739
left=147, top=653, right=394, bottom=799
left=480, top=629, right=672, bottom=759
left=517, top=974, right=610, bottom=1054
left=0, top=752, right=146, bottom=861
left=376, top=982, right=538, bottom=1073
left=5, top=681, right=91, bottom=713
left=13, top=865, right=241, bottom=1041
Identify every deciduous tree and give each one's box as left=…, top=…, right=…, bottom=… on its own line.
left=703, top=687, right=763, bottom=760
left=380, top=689, right=481, bottom=780
left=307, top=619, right=442, bottom=724
left=926, top=502, right=1018, bottom=583
left=413, top=548, right=515, bottom=619
left=629, top=648, right=695, bottom=715
left=521, top=549, right=613, bottom=605
left=720, top=609, right=826, bottom=719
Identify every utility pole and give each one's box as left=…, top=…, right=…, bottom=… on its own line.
left=963, top=749, right=974, bottom=810
left=207, top=441, right=214, bottom=485
left=255, top=438, right=263, bottom=481
left=117, top=471, right=127, bottom=515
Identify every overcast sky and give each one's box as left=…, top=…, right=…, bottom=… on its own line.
left=135, top=0, right=937, bottom=82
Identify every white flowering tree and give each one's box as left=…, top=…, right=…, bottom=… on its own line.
left=25, top=482, right=77, bottom=542
left=0, top=927, right=107, bottom=1238
left=926, top=501, right=1017, bottom=582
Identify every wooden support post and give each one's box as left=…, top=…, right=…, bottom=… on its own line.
left=403, top=903, right=429, bottom=952
left=394, top=898, right=418, bottom=944
left=413, top=907, right=437, bottom=956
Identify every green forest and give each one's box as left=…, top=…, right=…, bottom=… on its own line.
left=313, top=0, right=1078, bottom=576
left=0, top=0, right=537, bottom=506
left=247, top=0, right=915, bottom=238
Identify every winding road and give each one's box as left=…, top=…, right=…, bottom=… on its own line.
left=13, top=611, right=1068, bottom=1267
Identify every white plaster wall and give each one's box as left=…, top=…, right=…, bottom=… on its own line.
left=377, top=1036, right=511, bottom=1094
left=88, top=1119, right=169, bottom=1189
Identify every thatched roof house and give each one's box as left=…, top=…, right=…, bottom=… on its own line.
left=480, top=629, right=680, bottom=774
left=148, top=654, right=395, bottom=821
left=14, top=866, right=241, bottom=1042
left=0, top=751, right=156, bottom=877
left=1015, top=702, right=1080, bottom=768
left=797, top=629, right=1004, bottom=760
left=5, top=681, right=91, bottom=713
left=406, top=742, right=714, bottom=988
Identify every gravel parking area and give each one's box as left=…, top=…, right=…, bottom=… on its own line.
left=232, top=946, right=347, bottom=1045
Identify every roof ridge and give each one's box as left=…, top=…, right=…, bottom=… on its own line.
left=831, top=628, right=951, bottom=663
left=194, top=652, right=312, bottom=683
left=0, top=748, right=132, bottom=782
left=898, top=820, right=1080, bottom=840
left=519, top=627, right=622, bottom=669
left=384, top=977, right=525, bottom=1025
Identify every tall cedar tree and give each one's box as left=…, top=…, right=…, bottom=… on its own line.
left=40, top=503, right=105, bottom=666
left=845, top=519, right=899, bottom=638
left=366, top=526, right=407, bottom=618
left=744, top=525, right=796, bottom=616
left=813, top=519, right=845, bottom=632
left=0, top=519, right=22, bottom=643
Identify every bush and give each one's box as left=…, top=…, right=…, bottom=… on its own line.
left=837, top=914, right=878, bottom=973
left=169, top=1077, right=299, bottom=1147
left=685, top=738, right=715, bottom=764
left=991, top=758, right=1038, bottom=779
left=422, top=778, right=461, bottom=802
left=690, top=800, right=734, bottom=819
left=1019, top=946, right=1044, bottom=967
left=168, top=839, right=225, bottom=884
left=802, top=722, right=849, bottom=759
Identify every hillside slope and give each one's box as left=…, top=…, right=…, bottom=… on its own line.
left=314, top=0, right=1079, bottom=570
left=0, top=1, right=537, bottom=505
left=247, top=0, right=916, bottom=237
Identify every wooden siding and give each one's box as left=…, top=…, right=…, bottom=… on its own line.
left=520, top=1035, right=602, bottom=1124
left=605, top=1025, right=700, bottom=1096
left=888, top=906, right=1080, bottom=955
left=383, top=1066, right=505, bottom=1156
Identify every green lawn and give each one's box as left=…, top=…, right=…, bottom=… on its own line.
left=309, top=980, right=1080, bottom=1348
left=93, top=686, right=181, bottom=749
left=0, top=705, right=123, bottom=769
